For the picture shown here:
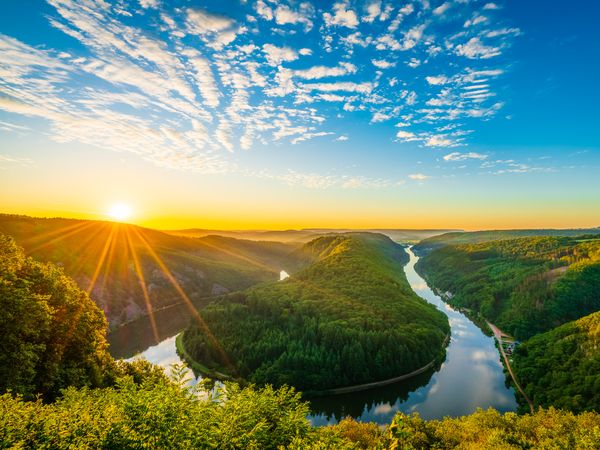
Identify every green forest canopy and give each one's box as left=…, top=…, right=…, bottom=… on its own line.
left=512, top=310, right=600, bottom=414
left=416, top=236, right=600, bottom=339
left=413, top=228, right=600, bottom=255
left=182, top=233, right=449, bottom=392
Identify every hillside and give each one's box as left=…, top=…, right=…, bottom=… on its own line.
left=181, top=233, right=449, bottom=392
left=512, top=311, right=600, bottom=413
left=413, top=228, right=600, bottom=255
left=166, top=227, right=456, bottom=244
left=0, top=214, right=303, bottom=327
left=416, top=236, right=600, bottom=340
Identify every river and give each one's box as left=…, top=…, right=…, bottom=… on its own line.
left=108, top=246, right=517, bottom=424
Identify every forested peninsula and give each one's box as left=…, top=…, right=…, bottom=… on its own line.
left=181, top=233, right=450, bottom=392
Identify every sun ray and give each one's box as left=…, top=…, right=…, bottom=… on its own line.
left=125, top=226, right=160, bottom=344
left=196, top=238, right=279, bottom=272
left=67, top=223, right=113, bottom=277
left=57, top=223, right=118, bottom=367
left=99, top=224, right=121, bottom=297
left=26, top=221, right=97, bottom=255
left=131, top=226, right=236, bottom=375
left=87, top=224, right=118, bottom=294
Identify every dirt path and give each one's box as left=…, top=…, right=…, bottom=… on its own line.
left=486, top=321, right=534, bottom=413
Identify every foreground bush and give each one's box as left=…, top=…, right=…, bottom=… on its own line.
left=0, top=372, right=312, bottom=449
left=2, top=372, right=599, bottom=449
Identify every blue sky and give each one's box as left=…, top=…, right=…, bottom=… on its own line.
left=0, top=0, right=598, bottom=228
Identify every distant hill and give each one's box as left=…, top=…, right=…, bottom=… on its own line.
left=180, top=233, right=449, bottom=392
left=165, top=227, right=457, bottom=244
left=513, top=311, right=600, bottom=413
left=0, top=214, right=304, bottom=328
left=413, top=228, right=600, bottom=254
left=416, top=236, right=600, bottom=340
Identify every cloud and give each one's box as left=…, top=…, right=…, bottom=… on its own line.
left=364, top=1, right=380, bottom=22
left=291, top=131, right=333, bottom=144
left=255, top=0, right=273, bottom=20
left=426, top=75, right=449, bottom=85
left=371, top=112, right=391, bottom=123
left=455, top=37, right=501, bottom=59
left=293, top=62, right=356, bottom=79
left=433, top=2, right=451, bottom=15
left=323, top=2, right=359, bottom=28
left=396, top=130, right=419, bottom=141
left=274, top=4, right=314, bottom=30
left=483, top=3, right=500, bottom=10
left=186, top=8, right=233, bottom=34
left=371, top=59, right=395, bottom=69
left=335, top=135, right=349, bottom=141
left=363, top=1, right=391, bottom=23
left=409, top=173, right=429, bottom=180
left=444, top=152, right=488, bottom=161
left=262, top=43, right=298, bottom=66
left=139, top=0, right=159, bottom=9
left=424, top=135, right=454, bottom=147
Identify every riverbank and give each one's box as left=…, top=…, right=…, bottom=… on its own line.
left=175, top=333, right=235, bottom=381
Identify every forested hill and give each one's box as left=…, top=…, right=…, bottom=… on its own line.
left=416, top=236, right=600, bottom=340
left=413, top=228, right=600, bottom=255
left=0, top=214, right=304, bottom=327
left=181, top=233, right=449, bottom=392
left=512, top=311, right=600, bottom=413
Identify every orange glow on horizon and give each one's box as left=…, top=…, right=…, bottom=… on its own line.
left=1, top=205, right=599, bottom=232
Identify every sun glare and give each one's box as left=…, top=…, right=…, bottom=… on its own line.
left=108, top=203, right=132, bottom=222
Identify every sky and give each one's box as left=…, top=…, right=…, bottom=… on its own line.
left=0, top=0, right=598, bottom=230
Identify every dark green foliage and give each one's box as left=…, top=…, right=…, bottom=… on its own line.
left=0, top=235, right=112, bottom=400
left=512, top=311, right=600, bottom=413
left=182, top=233, right=449, bottom=392
left=413, top=228, right=600, bottom=255
left=416, top=236, right=600, bottom=339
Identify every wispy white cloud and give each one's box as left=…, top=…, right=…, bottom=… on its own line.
left=301, top=81, right=375, bottom=94
left=444, top=152, right=488, bottom=161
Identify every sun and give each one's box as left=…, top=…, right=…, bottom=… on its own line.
left=108, top=203, right=132, bottom=222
